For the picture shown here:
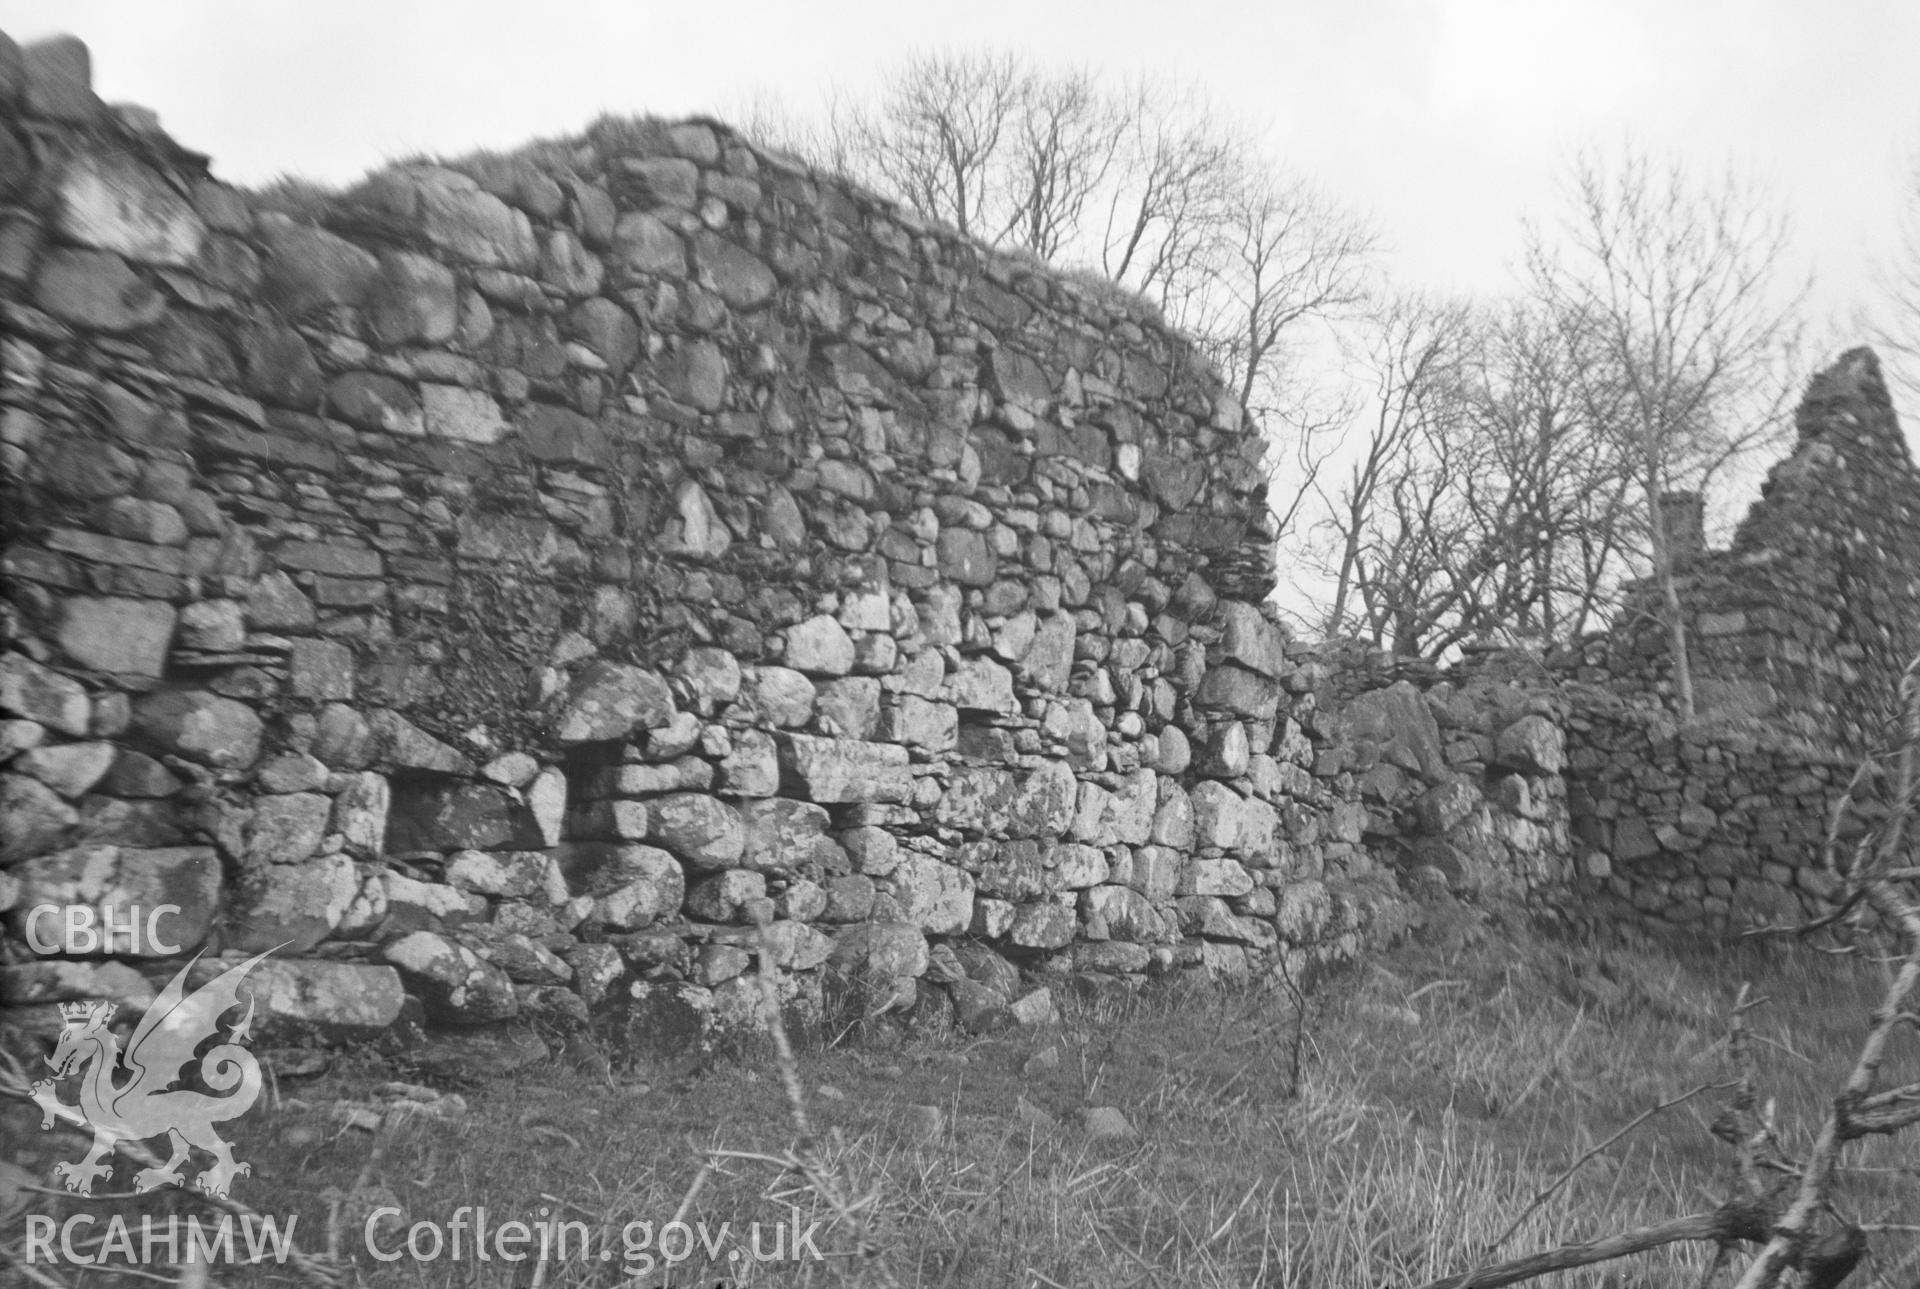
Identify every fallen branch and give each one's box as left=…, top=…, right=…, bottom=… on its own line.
left=1427, top=652, right=1920, bottom=1289
left=1424, top=1201, right=1773, bottom=1289
left=1480, top=1079, right=1731, bottom=1256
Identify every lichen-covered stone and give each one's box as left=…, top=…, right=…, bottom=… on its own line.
left=675, top=646, right=742, bottom=713
left=1, top=652, right=91, bottom=736
left=613, top=210, right=687, bottom=275
left=814, top=676, right=881, bottom=740
left=56, top=150, right=205, bottom=266
left=259, top=218, right=380, bottom=313
left=1010, top=760, right=1078, bottom=839
left=890, top=854, right=976, bottom=934
left=2, top=960, right=155, bottom=1010
left=327, top=371, right=422, bottom=435
left=367, top=709, right=469, bottom=775
left=0, top=774, right=77, bottom=862
left=1178, top=858, right=1255, bottom=898
left=34, top=247, right=166, bottom=330
left=244, top=792, right=332, bottom=864
left=647, top=792, right=746, bottom=868
left=782, top=614, right=856, bottom=676
left=421, top=382, right=504, bottom=443
left=1340, top=681, right=1448, bottom=782
left=743, top=666, right=814, bottom=728
left=231, top=959, right=406, bottom=1042
left=369, top=250, right=459, bottom=344
left=1004, top=898, right=1075, bottom=952
left=14, top=844, right=221, bottom=956
left=1195, top=662, right=1282, bottom=723
left=1494, top=715, right=1565, bottom=776
left=666, top=478, right=731, bottom=557
left=829, top=921, right=928, bottom=980
left=1050, top=843, right=1109, bottom=889
left=381, top=930, right=519, bottom=1025
left=778, top=734, right=913, bottom=803
left=246, top=571, right=318, bottom=630
left=380, top=873, right=489, bottom=933
left=738, top=797, right=832, bottom=874
left=387, top=782, right=544, bottom=852
left=225, top=853, right=356, bottom=952
left=553, top=661, right=674, bottom=744
left=366, top=167, right=539, bottom=270
left=1217, top=600, right=1288, bottom=679
left=131, top=689, right=262, bottom=768
left=14, top=741, right=116, bottom=799
left=887, top=695, right=957, bottom=752
left=58, top=596, right=175, bottom=678
left=290, top=638, right=355, bottom=700
left=445, top=849, right=547, bottom=899
left=1082, top=884, right=1165, bottom=941
left=686, top=868, right=765, bottom=922
left=944, top=657, right=1017, bottom=714
left=691, top=230, right=776, bottom=308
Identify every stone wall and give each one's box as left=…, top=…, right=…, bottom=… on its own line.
left=1604, top=349, right=1920, bottom=752
left=1285, top=350, right=1917, bottom=940
left=1561, top=692, right=1856, bottom=929
left=0, top=31, right=1433, bottom=1047
left=6, top=33, right=1908, bottom=1052
left=1558, top=350, right=1920, bottom=931
left=1300, top=644, right=1576, bottom=910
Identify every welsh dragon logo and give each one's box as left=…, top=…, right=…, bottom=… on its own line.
left=29, top=950, right=274, bottom=1199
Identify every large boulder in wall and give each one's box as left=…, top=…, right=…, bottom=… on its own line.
left=1334, top=681, right=1447, bottom=784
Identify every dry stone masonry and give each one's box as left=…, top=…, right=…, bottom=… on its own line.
left=1559, top=695, right=1859, bottom=928
left=1556, top=349, right=1920, bottom=928
left=1332, top=351, right=1919, bottom=934
left=0, top=31, right=1421, bottom=1048
left=1603, top=350, right=1920, bottom=753
left=4, top=33, right=1914, bottom=1053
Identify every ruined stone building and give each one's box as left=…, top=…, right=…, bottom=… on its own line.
left=2, top=33, right=1915, bottom=1046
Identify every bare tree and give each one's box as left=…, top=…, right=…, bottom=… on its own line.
left=1096, top=78, right=1245, bottom=307
left=1466, top=299, right=1642, bottom=643
left=1181, top=166, right=1377, bottom=553
left=1315, top=292, right=1480, bottom=648
left=724, top=85, right=861, bottom=179
left=1207, top=171, right=1377, bottom=421
left=1530, top=146, right=1805, bottom=718
left=1000, top=68, right=1126, bottom=259
left=1291, top=147, right=1799, bottom=660
left=1262, top=379, right=1361, bottom=556
left=1302, top=290, right=1664, bottom=658
left=842, top=50, right=1024, bottom=244
left=821, top=53, right=1133, bottom=264
left=737, top=52, right=1376, bottom=553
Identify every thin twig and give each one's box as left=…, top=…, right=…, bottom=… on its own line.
left=752, top=918, right=899, bottom=1287
left=1481, top=1080, right=1729, bottom=1256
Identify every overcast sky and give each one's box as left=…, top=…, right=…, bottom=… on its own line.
left=8, top=0, right=1919, bottom=318
left=7, top=0, right=1920, bottom=409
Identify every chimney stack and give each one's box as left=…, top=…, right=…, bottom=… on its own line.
left=1661, top=491, right=1705, bottom=568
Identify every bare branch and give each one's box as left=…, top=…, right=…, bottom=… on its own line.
left=1483, top=1080, right=1731, bottom=1256
left=1421, top=1202, right=1773, bottom=1289
left=1529, top=144, right=1805, bottom=716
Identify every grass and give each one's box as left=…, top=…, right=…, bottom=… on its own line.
left=247, top=174, right=344, bottom=225
left=3, top=907, right=1917, bottom=1289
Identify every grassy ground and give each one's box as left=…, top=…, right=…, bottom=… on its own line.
left=4, top=901, right=1917, bottom=1289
